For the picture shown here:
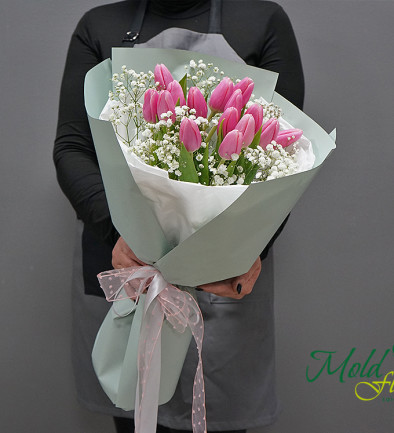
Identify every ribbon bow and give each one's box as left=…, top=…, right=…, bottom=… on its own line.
left=98, top=266, right=207, bottom=433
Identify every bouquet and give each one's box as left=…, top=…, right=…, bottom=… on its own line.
left=84, top=47, right=336, bottom=433
left=99, top=59, right=315, bottom=245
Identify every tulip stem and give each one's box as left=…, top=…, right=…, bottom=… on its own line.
left=207, top=110, right=216, bottom=122
left=205, top=125, right=217, bottom=145
left=217, top=158, right=226, bottom=168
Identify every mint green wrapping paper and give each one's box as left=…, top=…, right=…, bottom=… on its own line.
left=92, top=293, right=193, bottom=410
left=85, top=48, right=336, bottom=411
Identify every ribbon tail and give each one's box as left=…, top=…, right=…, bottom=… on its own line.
left=135, top=296, right=165, bottom=433
left=189, top=321, right=207, bottom=433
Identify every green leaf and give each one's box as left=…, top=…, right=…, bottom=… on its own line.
left=249, top=126, right=262, bottom=149
left=179, top=73, right=188, bottom=100
left=227, top=160, right=237, bottom=177
left=244, top=165, right=259, bottom=185
left=179, top=143, right=199, bottom=183
left=199, top=143, right=210, bottom=185
left=232, top=151, right=245, bottom=178
left=215, top=121, right=224, bottom=155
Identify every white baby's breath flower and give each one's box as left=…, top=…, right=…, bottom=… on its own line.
left=213, top=175, right=224, bottom=185
left=142, top=129, right=152, bottom=138
left=228, top=175, right=237, bottom=185
left=217, top=164, right=228, bottom=175
left=265, top=143, right=274, bottom=152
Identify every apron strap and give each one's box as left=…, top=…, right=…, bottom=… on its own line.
left=122, top=0, right=222, bottom=46
left=208, top=0, right=222, bottom=34
left=122, top=0, right=149, bottom=46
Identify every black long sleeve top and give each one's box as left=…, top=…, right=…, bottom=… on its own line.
left=53, top=0, right=304, bottom=293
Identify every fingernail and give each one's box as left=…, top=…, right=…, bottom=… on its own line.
left=196, top=287, right=203, bottom=292
left=236, top=283, right=242, bottom=294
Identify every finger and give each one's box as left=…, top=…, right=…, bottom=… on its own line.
left=112, top=254, right=141, bottom=269
left=232, top=258, right=262, bottom=295
left=132, top=254, right=148, bottom=266
left=113, top=237, right=148, bottom=268
left=199, top=279, right=243, bottom=299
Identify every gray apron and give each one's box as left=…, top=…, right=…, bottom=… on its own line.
left=72, top=1, right=279, bottom=429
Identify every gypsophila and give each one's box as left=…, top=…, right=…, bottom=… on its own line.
left=107, top=59, right=303, bottom=185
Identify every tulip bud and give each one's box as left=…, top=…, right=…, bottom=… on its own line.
left=167, top=80, right=186, bottom=106
left=157, top=90, right=176, bottom=122
left=154, top=64, right=173, bottom=90
left=187, top=87, right=208, bottom=118
left=208, top=77, right=234, bottom=112
left=179, top=118, right=202, bottom=152
left=223, top=89, right=243, bottom=113
left=142, top=88, right=159, bottom=123
left=217, top=107, right=240, bottom=137
left=234, top=77, right=254, bottom=106
left=234, top=114, right=255, bottom=147
left=259, top=118, right=280, bottom=149
left=218, top=130, right=244, bottom=160
left=275, top=128, right=303, bottom=147
left=245, top=104, right=264, bottom=133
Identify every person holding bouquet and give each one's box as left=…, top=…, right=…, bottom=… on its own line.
left=54, top=1, right=304, bottom=432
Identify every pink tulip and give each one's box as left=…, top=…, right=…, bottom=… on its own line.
left=224, top=89, right=243, bottom=113
left=245, top=104, right=264, bottom=133
left=234, top=77, right=254, bottom=106
left=259, top=118, right=280, bottom=149
left=234, top=114, right=255, bottom=147
left=187, top=87, right=208, bottom=118
left=208, top=77, right=234, bottom=112
left=218, top=130, right=244, bottom=160
left=167, top=80, right=186, bottom=106
left=275, top=128, right=303, bottom=147
left=179, top=118, right=202, bottom=152
left=157, top=90, right=176, bottom=122
left=154, top=64, right=173, bottom=90
left=217, top=107, right=240, bottom=137
left=142, top=88, right=159, bottom=123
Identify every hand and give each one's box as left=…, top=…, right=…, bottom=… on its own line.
left=199, top=257, right=261, bottom=300
left=112, top=237, right=147, bottom=269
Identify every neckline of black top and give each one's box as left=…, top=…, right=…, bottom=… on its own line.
left=148, top=0, right=211, bottom=19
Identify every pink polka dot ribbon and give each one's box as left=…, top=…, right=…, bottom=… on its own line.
left=98, top=266, right=207, bottom=433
